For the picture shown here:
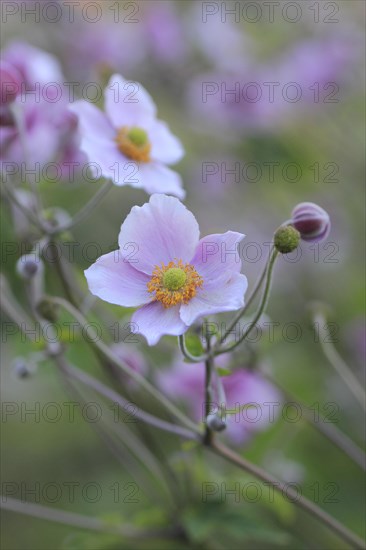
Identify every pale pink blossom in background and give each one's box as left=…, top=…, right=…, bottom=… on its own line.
left=70, top=74, right=185, bottom=197
left=157, top=357, right=282, bottom=445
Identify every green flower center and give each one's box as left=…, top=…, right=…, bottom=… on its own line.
left=127, top=127, right=148, bottom=147
left=163, top=267, right=187, bottom=291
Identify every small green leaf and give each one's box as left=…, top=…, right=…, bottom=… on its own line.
left=184, top=333, right=204, bottom=357
left=217, top=367, right=232, bottom=377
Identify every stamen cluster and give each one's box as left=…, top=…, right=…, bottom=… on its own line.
left=147, top=259, right=203, bottom=308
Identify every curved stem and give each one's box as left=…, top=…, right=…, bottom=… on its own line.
left=1, top=179, right=44, bottom=231
left=215, top=249, right=279, bottom=356
left=46, top=239, right=79, bottom=307
left=56, top=179, right=113, bottom=233
left=0, top=497, right=177, bottom=539
left=178, top=334, right=207, bottom=363
left=219, top=245, right=274, bottom=346
left=314, top=312, right=366, bottom=410
left=62, top=359, right=199, bottom=441
left=211, top=440, right=365, bottom=549
left=59, top=369, right=171, bottom=509
left=48, top=296, right=201, bottom=435
left=262, top=370, right=366, bottom=471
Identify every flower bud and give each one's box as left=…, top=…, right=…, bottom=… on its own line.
left=0, top=61, right=22, bottom=105
left=16, top=254, right=43, bottom=279
left=12, top=353, right=43, bottom=379
left=291, top=202, right=330, bottom=243
left=274, top=226, right=300, bottom=254
left=206, top=413, right=226, bottom=432
left=12, top=357, right=33, bottom=378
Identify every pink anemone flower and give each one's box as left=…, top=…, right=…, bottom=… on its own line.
left=85, top=194, right=248, bottom=345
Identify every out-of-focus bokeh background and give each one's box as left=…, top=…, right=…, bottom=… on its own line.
left=1, top=1, right=365, bottom=549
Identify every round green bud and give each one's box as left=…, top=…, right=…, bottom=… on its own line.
left=274, top=225, right=300, bottom=254
left=163, top=267, right=187, bottom=291
left=127, top=126, right=148, bottom=147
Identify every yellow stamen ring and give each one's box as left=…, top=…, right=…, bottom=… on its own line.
left=115, top=126, right=151, bottom=162
left=147, top=260, right=203, bottom=308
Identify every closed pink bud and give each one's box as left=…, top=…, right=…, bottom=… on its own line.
left=291, top=202, right=330, bottom=243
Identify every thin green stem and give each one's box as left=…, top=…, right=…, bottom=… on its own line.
left=48, top=296, right=201, bottom=434
left=62, top=360, right=199, bottom=441
left=204, top=328, right=214, bottom=445
left=0, top=275, right=37, bottom=340
left=214, top=249, right=279, bottom=356
left=314, top=312, right=366, bottom=410
left=55, top=179, right=113, bottom=233
left=58, top=368, right=171, bottom=509
left=261, top=370, right=366, bottom=471
left=0, top=497, right=178, bottom=540
left=218, top=245, right=274, bottom=346
left=46, top=239, right=79, bottom=307
left=211, top=440, right=365, bottom=549
left=1, top=178, right=45, bottom=231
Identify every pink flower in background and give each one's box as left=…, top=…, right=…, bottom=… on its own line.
left=144, top=3, right=187, bottom=64
left=157, top=357, right=282, bottom=445
left=189, top=3, right=252, bottom=72
left=0, top=42, right=88, bottom=179
left=0, top=95, right=60, bottom=169
left=0, top=93, right=84, bottom=176
left=0, top=41, right=85, bottom=176
left=58, top=18, right=146, bottom=82
left=188, top=35, right=357, bottom=132
left=85, top=194, right=247, bottom=345
left=70, top=74, right=185, bottom=197
left=0, top=60, right=22, bottom=105
left=1, top=41, right=64, bottom=92
left=52, top=110, right=88, bottom=181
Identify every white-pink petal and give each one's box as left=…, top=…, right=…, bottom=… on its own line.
left=104, top=74, right=157, bottom=129
left=191, top=231, right=245, bottom=281
left=84, top=251, right=151, bottom=307
left=137, top=163, right=185, bottom=198
left=150, top=119, right=184, bottom=164
left=179, top=273, right=247, bottom=326
left=132, top=302, right=187, bottom=345
left=69, top=100, right=115, bottom=143
left=118, top=194, right=199, bottom=275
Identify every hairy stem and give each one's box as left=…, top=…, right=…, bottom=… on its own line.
left=314, top=311, right=365, bottom=410
left=62, top=360, right=199, bottom=441
left=48, top=296, right=201, bottom=434
left=204, top=329, right=214, bottom=445
left=218, top=245, right=274, bottom=346
left=262, top=370, right=366, bottom=471
left=215, top=249, right=279, bottom=356
left=211, top=440, right=365, bottom=549
left=55, top=179, right=113, bottom=233
left=0, top=497, right=178, bottom=540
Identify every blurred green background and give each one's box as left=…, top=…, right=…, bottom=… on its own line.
left=1, top=1, right=365, bottom=549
